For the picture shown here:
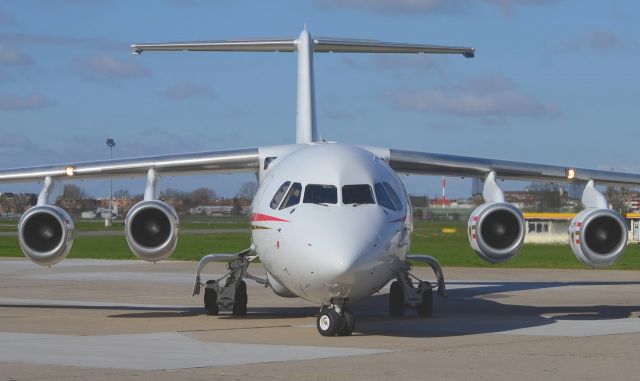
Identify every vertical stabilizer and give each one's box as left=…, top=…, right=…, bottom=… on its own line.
left=131, top=29, right=474, bottom=145
left=295, top=29, right=318, bottom=144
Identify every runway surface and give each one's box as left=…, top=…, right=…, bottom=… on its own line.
left=1, top=258, right=639, bottom=380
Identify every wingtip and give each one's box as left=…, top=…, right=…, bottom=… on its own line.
left=130, top=44, right=142, bottom=55
left=463, top=48, right=475, bottom=58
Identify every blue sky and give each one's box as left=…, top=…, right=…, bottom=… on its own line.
left=0, top=0, right=638, bottom=199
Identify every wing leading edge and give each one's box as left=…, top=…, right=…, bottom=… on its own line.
left=387, top=148, right=640, bottom=187
left=0, top=148, right=259, bottom=183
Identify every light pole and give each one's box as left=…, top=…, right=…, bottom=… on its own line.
left=105, top=138, right=116, bottom=227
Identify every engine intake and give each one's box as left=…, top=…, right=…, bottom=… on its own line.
left=569, top=208, right=627, bottom=268
left=468, top=202, right=525, bottom=264
left=18, top=205, right=74, bottom=266
left=125, top=200, right=179, bottom=262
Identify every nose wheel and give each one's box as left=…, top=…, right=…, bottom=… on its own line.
left=317, top=304, right=355, bottom=336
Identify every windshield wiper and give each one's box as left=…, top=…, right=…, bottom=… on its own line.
left=313, top=202, right=328, bottom=206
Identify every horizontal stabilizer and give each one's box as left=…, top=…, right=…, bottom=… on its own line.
left=314, top=38, right=474, bottom=57
left=132, top=37, right=474, bottom=58
left=131, top=39, right=297, bottom=54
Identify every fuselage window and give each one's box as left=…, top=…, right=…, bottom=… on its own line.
left=280, top=182, right=302, bottom=209
left=270, top=181, right=291, bottom=209
left=303, top=184, right=338, bottom=204
left=342, top=184, right=375, bottom=205
left=374, top=183, right=396, bottom=211
left=383, top=182, right=403, bottom=211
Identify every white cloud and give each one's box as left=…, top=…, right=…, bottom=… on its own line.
left=317, top=0, right=558, bottom=16
left=560, top=30, right=627, bottom=52
left=0, top=9, right=16, bottom=26
left=0, top=45, right=32, bottom=66
left=163, top=81, right=215, bottom=100
left=0, top=33, right=123, bottom=51
left=73, top=54, right=150, bottom=79
left=385, top=75, right=559, bottom=118
left=0, top=93, right=52, bottom=111
left=318, top=0, right=449, bottom=13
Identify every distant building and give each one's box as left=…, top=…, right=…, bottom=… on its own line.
left=523, top=213, right=574, bottom=244
left=97, top=197, right=133, bottom=216
left=523, top=212, right=640, bottom=244
left=189, top=205, right=250, bottom=216
left=624, top=191, right=640, bottom=213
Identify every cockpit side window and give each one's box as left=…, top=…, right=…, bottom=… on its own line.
left=383, top=182, right=403, bottom=211
left=342, top=184, right=375, bottom=205
left=303, top=184, right=338, bottom=204
left=279, top=182, right=302, bottom=209
left=270, top=181, right=291, bottom=209
left=374, top=183, right=396, bottom=211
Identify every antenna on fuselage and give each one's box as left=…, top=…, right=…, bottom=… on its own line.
left=131, top=29, right=474, bottom=145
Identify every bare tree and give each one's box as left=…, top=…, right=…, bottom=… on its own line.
left=237, top=181, right=258, bottom=201
left=113, top=189, right=130, bottom=199
left=189, top=187, right=216, bottom=206
left=160, top=188, right=188, bottom=212
left=60, top=184, right=87, bottom=200
left=158, top=187, right=216, bottom=213
left=55, top=184, right=93, bottom=216
left=525, top=182, right=563, bottom=212
left=606, top=186, right=629, bottom=215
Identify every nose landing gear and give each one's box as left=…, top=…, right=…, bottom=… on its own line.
left=317, top=300, right=355, bottom=336
left=390, top=255, right=447, bottom=317
left=193, top=248, right=267, bottom=316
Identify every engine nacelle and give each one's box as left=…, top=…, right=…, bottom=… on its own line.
left=125, top=200, right=179, bottom=262
left=18, top=205, right=74, bottom=266
left=569, top=208, right=627, bottom=268
left=468, top=202, right=525, bottom=264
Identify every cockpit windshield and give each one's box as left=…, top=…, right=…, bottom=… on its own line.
left=342, top=184, right=375, bottom=205
left=374, top=182, right=403, bottom=211
left=303, top=184, right=338, bottom=205
left=270, top=181, right=291, bottom=209
left=279, top=182, right=302, bottom=209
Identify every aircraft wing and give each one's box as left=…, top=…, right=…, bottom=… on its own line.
left=384, top=148, right=640, bottom=187
left=0, top=148, right=260, bottom=183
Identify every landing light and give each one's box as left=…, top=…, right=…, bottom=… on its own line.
left=566, top=168, right=576, bottom=180
left=65, top=167, right=75, bottom=176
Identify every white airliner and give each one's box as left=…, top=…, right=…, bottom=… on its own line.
left=2, top=28, right=637, bottom=336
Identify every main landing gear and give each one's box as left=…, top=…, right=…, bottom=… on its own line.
left=192, top=248, right=267, bottom=316
left=390, top=255, right=447, bottom=318
left=317, top=299, right=355, bottom=336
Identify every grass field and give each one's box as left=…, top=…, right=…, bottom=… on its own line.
left=1, top=217, right=640, bottom=270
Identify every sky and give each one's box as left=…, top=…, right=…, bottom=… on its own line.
left=0, top=0, right=638, bottom=200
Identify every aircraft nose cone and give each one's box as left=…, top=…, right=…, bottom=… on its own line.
left=317, top=233, right=378, bottom=283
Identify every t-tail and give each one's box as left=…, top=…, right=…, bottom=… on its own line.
left=131, top=27, right=474, bottom=145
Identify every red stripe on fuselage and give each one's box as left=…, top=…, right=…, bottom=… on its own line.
left=251, top=213, right=290, bottom=222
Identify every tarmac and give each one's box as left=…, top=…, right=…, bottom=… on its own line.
left=1, top=257, right=640, bottom=380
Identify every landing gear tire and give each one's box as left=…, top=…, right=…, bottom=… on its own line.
left=389, top=280, right=405, bottom=317
left=232, top=280, right=248, bottom=316
left=417, top=283, right=433, bottom=318
left=204, top=280, right=219, bottom=315
left=317, top=308, right=340, bottom=336
left=337, top=308, right=356, bottom=336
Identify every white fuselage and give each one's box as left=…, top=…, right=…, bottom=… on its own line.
left=251, top=143, right=413, bottom=305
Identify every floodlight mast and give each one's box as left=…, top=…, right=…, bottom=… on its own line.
left=131, top=28, right=474, bottom=145
left=105, top=137, right=116, bottom=226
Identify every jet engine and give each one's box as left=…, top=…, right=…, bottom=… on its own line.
left=569, top=208, right=627, bottom=268
left=18, top=205, right=74, bottom=266
left=125, top=200, right=179, bottom=262
left=468, top=202, right=525, bottom=264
